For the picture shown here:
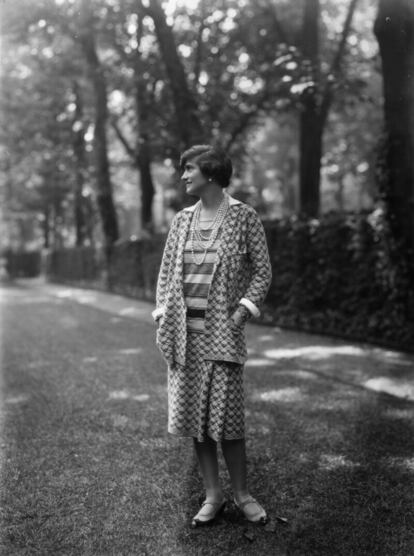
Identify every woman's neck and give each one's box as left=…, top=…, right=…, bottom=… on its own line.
left=198, top=186, right=226, bottom=211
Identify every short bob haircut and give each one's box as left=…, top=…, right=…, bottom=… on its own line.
left=180, top=145, right=233, bottom=188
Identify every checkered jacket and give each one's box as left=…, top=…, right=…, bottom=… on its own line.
left=152, top=195, right=272, bottom=366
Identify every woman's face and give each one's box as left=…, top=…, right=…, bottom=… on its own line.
left=181, top=159, right=210, bottom=196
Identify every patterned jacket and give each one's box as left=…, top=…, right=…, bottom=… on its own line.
left=152, top=195, right=272, bottom=366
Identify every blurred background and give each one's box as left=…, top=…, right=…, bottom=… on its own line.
left=0, top=0, right=413, bottom=349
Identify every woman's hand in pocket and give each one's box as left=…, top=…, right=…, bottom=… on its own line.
left=155, top=315, right=163, bottom=328
left=230, top=305, right=250, bottom=327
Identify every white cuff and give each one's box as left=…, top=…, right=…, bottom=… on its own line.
left=151, top=307, right=165, bottom=321
left=239, top=298, right=260, bottom=318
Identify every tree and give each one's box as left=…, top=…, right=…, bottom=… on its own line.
left=71, top=81, right=90, bottom=246
left=141, top=0, right=206, bottom=149
left=1, top=0, right=383, bottom=240
left=103, top=1, right=158, bottom=230
left=374, top=0, right=414, bottom=254
left=0, top=11, right=79, bottom=249
left=144, top=0, right=369, bottom=217
left=298, top=0, right=360, bottom=217
left=78, top=0, right=119, bottom=248
left=0, top=0, right=119, bottom=248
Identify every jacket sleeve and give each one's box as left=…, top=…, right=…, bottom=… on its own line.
left=239, top=208, right=272, bottom=318
left=152, top=213, right=180, bottom=321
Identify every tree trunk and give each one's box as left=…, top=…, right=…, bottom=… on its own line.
left=43, top=203, right=50, bottom=249
left=137, top=144, right=154, bottom=230
left=133, top=22, right=155, bottom=231
left=299, top=99, right=323, bottom=217
left=299, top=0, right=359, bottom=217
left=72, top=81, right=87, bottom=246
left=79, top=0, right=119, bottom=248
left=299, top=0, right=321, bottom=217
left=143, top=0, right=205, bottom=148
left=109, top=7, right=156, bottom=230
left=374, top=0, right=414, bottom=252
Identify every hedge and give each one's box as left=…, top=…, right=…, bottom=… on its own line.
left=45, top=212, right=414, bottom=352
left=3, top=250, right=42, bottom=278
left=262, top=213, right=414, bottom=351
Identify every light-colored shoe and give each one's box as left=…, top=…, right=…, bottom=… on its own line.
left=234, top=496, right=268, bottom=524
left=191, top=499, right=226, bottom=528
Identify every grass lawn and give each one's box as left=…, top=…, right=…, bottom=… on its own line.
left=1, top=284, right=414, bottom=555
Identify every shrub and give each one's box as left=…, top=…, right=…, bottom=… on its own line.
left=46, top=211, right=414, bottom=352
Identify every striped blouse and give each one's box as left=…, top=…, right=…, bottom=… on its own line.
left=183, top=224, right=222, bottom=333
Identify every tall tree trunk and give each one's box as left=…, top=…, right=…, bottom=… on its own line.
left=79, top=0, right=119, bottom=249
left=374, top=0, right=414, bottom=253
left=299, top=0, right=359, bottom=217
left=72, top=81, right=87, bottom=246
left=142, top=0, right=205, bottom=148
left=133, top=18, right=155, bottom=230
left=43, top=203, right=50, bottom=249
left=136, top=143, right=154, bottom=230
left=299, top=0, right=321, bottom=217
left=299, top=105, right=323, bottom=217
left=109, top=7, right=156, bottom=230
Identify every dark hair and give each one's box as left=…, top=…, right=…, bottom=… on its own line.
left=180, top=145, right=233, bottom=188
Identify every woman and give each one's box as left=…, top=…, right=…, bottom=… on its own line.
left=152, top=145, right=272, bottom=527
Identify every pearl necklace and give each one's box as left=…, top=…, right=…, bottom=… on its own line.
left=190, top=195, right=229, bottom=265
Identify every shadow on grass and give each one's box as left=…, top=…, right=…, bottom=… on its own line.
left=135, top=365, right=414, bottom=555
left=270, top=394, right=414, bottom=556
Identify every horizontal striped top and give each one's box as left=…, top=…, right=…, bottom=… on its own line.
left=183, top=224, right=221, bottom=333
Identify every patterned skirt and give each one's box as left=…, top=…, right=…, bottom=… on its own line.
left=167, top=332, right=245, bottom=442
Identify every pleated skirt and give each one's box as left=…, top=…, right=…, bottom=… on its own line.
left=167, top=332, right=245, bottom=442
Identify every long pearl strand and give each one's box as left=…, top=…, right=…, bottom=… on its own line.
left=190, top=195, right=229, bottom=265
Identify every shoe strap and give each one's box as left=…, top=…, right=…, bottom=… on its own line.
left=235, top=496, right=259, bottom=510
left=235, top=496, right=266, bottom=520
left=201, top=500, right=225, bottom=509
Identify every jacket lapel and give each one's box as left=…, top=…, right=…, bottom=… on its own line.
left=215, top=207, right=236, bottom=263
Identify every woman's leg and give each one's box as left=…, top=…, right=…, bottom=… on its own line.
left=193, top=437, right=223, bottom=502
left=221, top=438, right=248, bottom=501
left=222, top=438, right=267, bottom=522
left=192, top=437, right=225, bottom=524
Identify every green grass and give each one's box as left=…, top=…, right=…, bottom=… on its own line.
left=1, top=284, right=414, bottom=555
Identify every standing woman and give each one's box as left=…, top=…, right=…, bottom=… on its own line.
left=152, top=145, right=272, bottom=527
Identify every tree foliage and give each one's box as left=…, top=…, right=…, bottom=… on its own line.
left=0, top=0, right=383, bottom=248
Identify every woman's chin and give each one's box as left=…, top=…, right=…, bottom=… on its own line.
left=186, top=186, right=198, bottom=196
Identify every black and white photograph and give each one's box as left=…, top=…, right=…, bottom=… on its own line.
left=1, top=0, right=413, bottom=554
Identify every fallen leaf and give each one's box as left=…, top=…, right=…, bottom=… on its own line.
left=264, top=520, right=277, bottom=532
left=243, top=528, right=256, bottom=542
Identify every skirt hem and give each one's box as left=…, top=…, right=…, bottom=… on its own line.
left=168, top=428, right=244, bottom=443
